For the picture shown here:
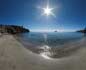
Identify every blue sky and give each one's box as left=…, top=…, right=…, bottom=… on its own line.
left=0, top=0, right=85, bottom=32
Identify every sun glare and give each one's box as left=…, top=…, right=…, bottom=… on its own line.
left=37, top=0, right=56, bottom=17
left=43, top=6, right=54, bottom=16
left=40, top=52, right=51, bottom=59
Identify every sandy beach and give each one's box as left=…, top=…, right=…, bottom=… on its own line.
left=0, top=34, right=86, bottom=70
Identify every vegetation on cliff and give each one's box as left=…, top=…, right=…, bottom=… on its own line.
left=0, top=25, right=30, bottom=34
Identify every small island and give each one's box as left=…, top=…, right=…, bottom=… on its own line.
left=54, top=30, right=58, bottom=32
left=77, top=28, right=86, bottom=33
left=0, top=25, right=30, bottom=34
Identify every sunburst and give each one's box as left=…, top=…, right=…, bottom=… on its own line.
left=42, top=5, right=55, bottom=17
left=38, top=0, right=56, bottom=17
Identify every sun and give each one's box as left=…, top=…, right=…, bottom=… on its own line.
left=37, top=0, right=56, bottom=17
left=43, top=5, right=54, bottom=16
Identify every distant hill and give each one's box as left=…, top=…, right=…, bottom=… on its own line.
left=77, top=28, right=86, bottom=33
left=0, top=25, right=30, bottom=34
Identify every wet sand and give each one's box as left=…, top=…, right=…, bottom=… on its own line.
left=0, top=35, right=86, bottom=70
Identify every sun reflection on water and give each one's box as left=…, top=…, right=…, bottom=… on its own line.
left=40, top=52, right=51, bottom=59
left=40, top=33, right=52, bottom=60
left=40, top=45, right=52, bottom=60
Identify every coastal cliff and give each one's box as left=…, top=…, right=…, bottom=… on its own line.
left=0, top=25, right=30, bottom=34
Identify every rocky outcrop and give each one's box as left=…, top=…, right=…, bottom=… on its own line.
left=0, top=25, right=30, bottom=34
left=77, top=28, right=86, bottom=33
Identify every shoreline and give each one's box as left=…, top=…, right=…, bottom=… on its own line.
left=15, top=34, right=86, bottom=58
left=0, top=34, right=86, bottom=70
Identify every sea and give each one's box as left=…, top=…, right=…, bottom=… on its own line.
left=16, top=32, right=86, bottom=58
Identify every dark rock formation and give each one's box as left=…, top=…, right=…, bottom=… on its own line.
left=77, top=28, right=86, bottom=33
left=0, top=25, right=30, bottom=34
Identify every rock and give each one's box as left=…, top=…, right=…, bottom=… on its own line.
left=0, top=25, right=30, bottom=34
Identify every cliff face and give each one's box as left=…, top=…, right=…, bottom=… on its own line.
left=0, top=25, right=30, bottom=34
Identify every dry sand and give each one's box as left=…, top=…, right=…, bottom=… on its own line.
left=0, top=35, right=86, bottom=70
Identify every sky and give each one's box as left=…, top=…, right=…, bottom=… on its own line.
left=0, top=0, right=85, bottom=32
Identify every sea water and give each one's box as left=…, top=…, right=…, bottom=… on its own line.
left=17, top=32, right=86, bottom=58
left=17, top=32, right=84, bottom=47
